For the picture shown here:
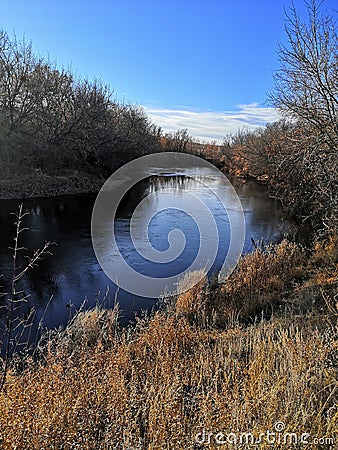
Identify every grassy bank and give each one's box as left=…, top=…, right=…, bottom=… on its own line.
left=0, top=238, right=337, bottom=449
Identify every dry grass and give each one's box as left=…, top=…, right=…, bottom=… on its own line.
left=218, top=240, right=306, bottom=322
left=0, top=240, right=337, bottom=449
left=168, top=270, right=211, bottom=327
left=291, top=233, right=338, bottom=316
left=0, top=310, right=336, bottom=449
left=171, top=240, right=307, bottom=327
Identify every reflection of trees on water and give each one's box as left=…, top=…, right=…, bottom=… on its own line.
left=0, top=172, right=294, bottom=342
left=148, top=175, right=204, bottom=193
left=227, top=176, right=292, bottom=242
left=117, top=175, right=201, bottom=216
left=147, top=174, right=289, bottom=242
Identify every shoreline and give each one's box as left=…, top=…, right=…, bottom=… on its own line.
left=0, top=165, right=267, bottom=201
left=0, top=171, right=106, bottom=200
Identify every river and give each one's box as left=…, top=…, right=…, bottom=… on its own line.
left=0, top=167, right=294, bottom=347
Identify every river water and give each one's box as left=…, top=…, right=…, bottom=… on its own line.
left=0, top=168, right=293, bottom=343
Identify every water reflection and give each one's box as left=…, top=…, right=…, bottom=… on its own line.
left=0, top=170, right=293, bottom=344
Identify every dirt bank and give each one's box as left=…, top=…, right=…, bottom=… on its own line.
left=0, top=170, right=106, bottom=199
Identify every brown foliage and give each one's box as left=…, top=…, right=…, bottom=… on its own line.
left=0, top=237, right=337, bottom=448
left=0, top=307, right=336, bottom=448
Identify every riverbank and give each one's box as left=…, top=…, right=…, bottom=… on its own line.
left=0, top=160, right=270, bottom=201
left=0, top=238, right=337, bottom=448
left=0, top=169, right=106, bottom=199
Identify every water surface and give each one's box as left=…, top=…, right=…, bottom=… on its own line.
left=0, top=168, right=293, bottom=342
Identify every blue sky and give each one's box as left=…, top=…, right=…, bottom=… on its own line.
left=0, top=0, right=336, bottom=142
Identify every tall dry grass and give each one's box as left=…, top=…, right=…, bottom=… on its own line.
left=0, top=309, right=336, bottom=449
left=218, top=240, right=306, bottom=322
left=0, top=239, right=337, bottom=449
left=171, top=240, right=307, bottom=327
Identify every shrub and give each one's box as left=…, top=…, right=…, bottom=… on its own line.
left=214, top=240, right=306, bottom=323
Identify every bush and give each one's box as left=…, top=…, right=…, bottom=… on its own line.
left=217, top=240, right=306, bottom=322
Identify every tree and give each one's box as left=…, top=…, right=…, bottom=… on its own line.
left=164, top=129, right=192, bottom=152
left=0, top=31, right=162, bottom=175
left=271, top=0, right=338, bottom=140
left=0, top=32, right=40, bottom=131
left=269, top=0, right=338, bottom=230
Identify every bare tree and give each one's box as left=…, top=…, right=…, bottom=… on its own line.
left=269, top=0, right=338, bottom=229
left=0, top=31, right=164, bottom=175
left=0, top=32, right=41, bottom=131
left=271, top=0, right=338, bottom=139
left=164, top=129, right=192, bottom=152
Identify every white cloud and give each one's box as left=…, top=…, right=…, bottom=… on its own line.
left=144, top=103, right=281, bottom=144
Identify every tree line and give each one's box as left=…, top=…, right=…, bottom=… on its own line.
left=0, top=31, right=162, bottom=177
left=1, top=0, right=336, bottom=232
left=220, top=0, right=338, bottom=232
left=160, top=1, right=337, bottom=232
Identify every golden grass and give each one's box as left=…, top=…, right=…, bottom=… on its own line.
left=0, top=311, right=336, bottom=449
left=171, top=240, right=307, bottom=327
left=0, top=240, right=337, bottom=449
left=218, top=240, right=306, bottom=322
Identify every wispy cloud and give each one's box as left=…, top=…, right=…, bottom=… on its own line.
left=144, top=103, right=281, bottom=143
